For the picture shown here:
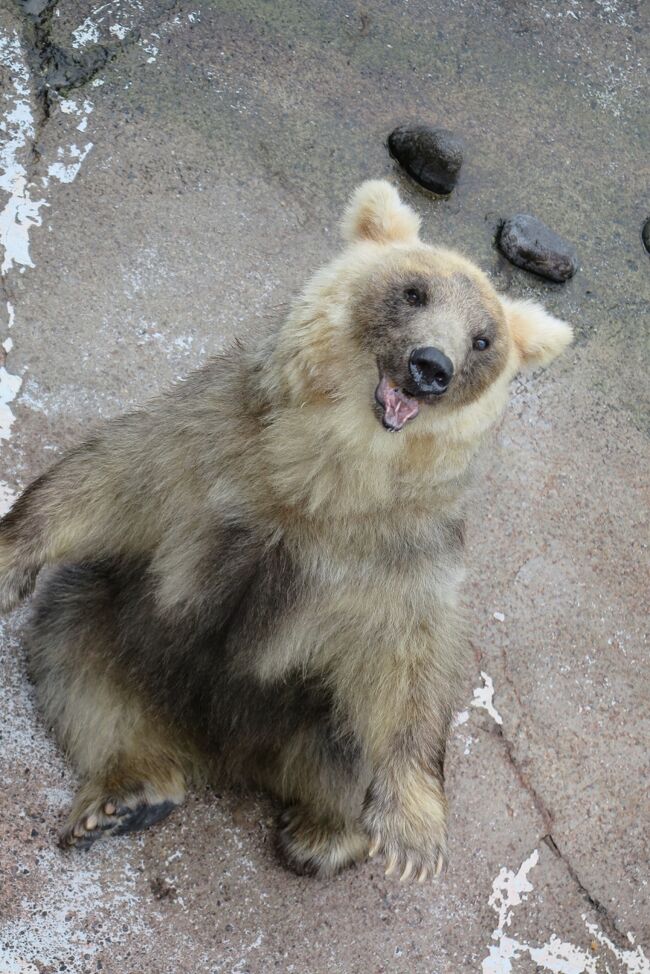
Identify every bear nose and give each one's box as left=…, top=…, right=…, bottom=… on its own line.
left=408, top=346, right=454, bottom=394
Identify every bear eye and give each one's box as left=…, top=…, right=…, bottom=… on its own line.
left=473, top=336, right=490, bottom=351
left=403, top=287, right=426, bottom=307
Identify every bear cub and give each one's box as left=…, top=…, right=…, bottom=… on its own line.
left=0, top=181, right=572, bottom=880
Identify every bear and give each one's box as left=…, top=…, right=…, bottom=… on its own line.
left=0, top=181, right=572, bottom=880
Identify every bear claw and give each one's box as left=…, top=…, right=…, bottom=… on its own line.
left=60, top=797, right=177, bottom=850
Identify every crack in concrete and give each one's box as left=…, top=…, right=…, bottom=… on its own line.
left=494, top=723, right=554, bottom=833
left=475, top=643, right=631, bottom=948
left=15, top=0, right=189, bottom=111
left=15, top=0, right=128, bottom=128
left=490, top=699, right=630, bottom=949
left=541, top=834, right=629, bottom=944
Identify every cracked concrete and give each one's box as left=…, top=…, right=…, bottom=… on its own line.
left=1, top=0, right=649, bottom=972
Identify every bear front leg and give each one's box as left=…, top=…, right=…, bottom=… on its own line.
left=342, top=631, right=464, bottom=883
left=361, top=730, right=448, bottom=883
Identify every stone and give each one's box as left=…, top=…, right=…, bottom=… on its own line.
left=387, top=125, right=463, bottom=195
left=642, top=218, right=650, bottom=254
left=497, top=214, right=578, bottom=282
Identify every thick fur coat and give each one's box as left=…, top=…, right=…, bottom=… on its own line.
left=0, top=182, right=572, bottom=879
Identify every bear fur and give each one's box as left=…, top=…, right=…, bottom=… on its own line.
left=0, top=181, right=572, bottom=879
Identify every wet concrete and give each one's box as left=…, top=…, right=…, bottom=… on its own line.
left=1, top=1, right=648, bottom=972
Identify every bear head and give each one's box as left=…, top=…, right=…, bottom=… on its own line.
left=270, top=180, right=572, bottom=441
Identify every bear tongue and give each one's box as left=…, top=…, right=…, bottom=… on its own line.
left=375, top=376, right=419, bottom=431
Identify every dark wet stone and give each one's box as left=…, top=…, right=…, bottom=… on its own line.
left=498, top=214, right=579, bottom=283
left=46, top=44, right=121, bottom=93
left=642, top=218, right=650, bottom=254
left=387, top=126, right=463, bottom=195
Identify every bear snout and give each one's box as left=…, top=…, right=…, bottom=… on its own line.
left=408, top=347, right=454, bottom=396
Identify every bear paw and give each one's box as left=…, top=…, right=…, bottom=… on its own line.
left=277, top=806, right=369, bottom=878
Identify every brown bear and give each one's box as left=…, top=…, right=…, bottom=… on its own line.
left=0, top=181, right=572, bottom=880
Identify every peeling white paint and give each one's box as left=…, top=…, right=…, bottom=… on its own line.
left=71, top=0, right=147, bottom=52
left=47, top=141, right=94, bottom=184
left=0, top=31, right=99, bottom=443
left=3, top=301, right=15, bottom=353
left=109, top=23, right=130, bottom=40
left=60, top=96, right=94, bottom=128
left=0, top=40, right=98, bottom=277
left=0, top=365, right=22, bottom=441
left=487, top=849, right=539, bottom=950
left=471, top=671, right=503, bottom=725
left=71, top=16, right=101, bottom=48
left=0, top=175, right=46, bottom=274
left=141, top=41, right=159, bottom=63
left=482, top=849, right=650, bottom=974
left=585, top=921, right=650, bottom=974
left=0, top=34, right=47, bottom=275
left=0, top=479, right=17, bottom=515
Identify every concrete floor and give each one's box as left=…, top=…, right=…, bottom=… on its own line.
left=1, top=1, right=648, bottom=972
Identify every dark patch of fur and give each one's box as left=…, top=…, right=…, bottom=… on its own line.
left=353, top=269, right=508, bottom=407
left=27, top=543, right=360, bottom=788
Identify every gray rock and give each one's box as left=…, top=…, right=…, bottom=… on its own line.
left=498, top=214, right=578, bottom=282
left=642, top=218, right=650, bottom=254
left=387, top=125, right=463, bottom=195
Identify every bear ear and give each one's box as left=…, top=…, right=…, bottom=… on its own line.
left=342, top=180, right=421, bottom=245
left=501, top=295, right=573, bottom=369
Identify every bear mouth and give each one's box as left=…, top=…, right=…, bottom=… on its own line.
left=374, top=375, right=420, bottom=432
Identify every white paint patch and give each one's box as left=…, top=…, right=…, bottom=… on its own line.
left=585, top=922, right=650, bottom=974
left=487, top=849, right=539, bottom=953
left=0, top=173, right=46, bottom=273
left=59, top=98, right=79, bottom=115
left=141, top=41, right=159, bottom=63
left=71, top=16, right=101, bottom=48
left=0, top=34, right=47, bottom=275
left=59, top=97, right=94, bottom=137
left=494, top=611, right=506, bottom=622
left=482, top=849, right=650, bottom=974
left=109, top=23, right=130, bottom=39
left=471, top=671, right=503, bottom=725
left=71, top=1, right=148, bottom=52
left=2, top=300, right=14, bottom=353
left=528, top=936, right=602, bottom=973
left=0, top=479, right=17, bottom=515
left=0, top=365, right=22, bottom=441
left=47, top=141, right=94, bottom=184
left=0, top=32, right=100, bottom=443
left=0, top=49, right=96, bottom=272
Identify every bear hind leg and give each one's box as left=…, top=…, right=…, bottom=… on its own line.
left=27, top=563, right=194, bottom=850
